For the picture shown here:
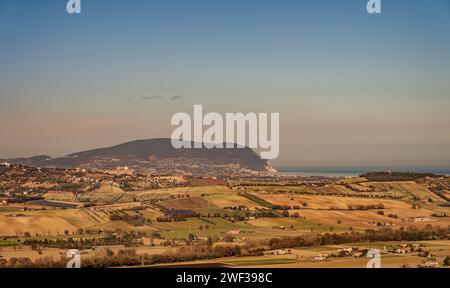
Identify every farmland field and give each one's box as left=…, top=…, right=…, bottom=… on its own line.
left=159, top=197, right=217, bottom=210
left=1, top=176, right=450, bottom=268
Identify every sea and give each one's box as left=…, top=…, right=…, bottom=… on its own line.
left=277, top=168, right=450, bottom=177
left=277, top=171, right=362, bottom=177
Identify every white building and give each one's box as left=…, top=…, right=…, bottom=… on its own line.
left=405, top=217, right=432, bottom=222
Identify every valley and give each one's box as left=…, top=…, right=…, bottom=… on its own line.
left=1, top=163, right=449, bottom=268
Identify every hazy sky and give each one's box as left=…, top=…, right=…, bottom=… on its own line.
left=1, top=0, right=450, bottom=170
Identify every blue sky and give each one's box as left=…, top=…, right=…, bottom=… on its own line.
left=1, top=0, right=450, bottom=170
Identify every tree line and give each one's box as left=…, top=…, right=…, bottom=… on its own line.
left=1, top=225, right=449, bottom=268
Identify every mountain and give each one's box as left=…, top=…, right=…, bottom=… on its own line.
left=1, top=138, right=276, bottom=175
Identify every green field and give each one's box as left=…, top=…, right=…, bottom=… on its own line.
left=150, top=217, right=253, bottom=239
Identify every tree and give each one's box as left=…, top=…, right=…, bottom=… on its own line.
left=443, top=256, right=450, bottom=267
left=223, top=234, right=235, bottom=243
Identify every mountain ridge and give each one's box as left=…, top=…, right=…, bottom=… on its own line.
left=1, top=138, right=276, bottom=175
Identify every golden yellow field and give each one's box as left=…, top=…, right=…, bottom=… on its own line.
left=206, top=194, right=265, bottom=210
left=253, top=193, right=410, bottom=210
left=0, top=213, right=78, bottom=236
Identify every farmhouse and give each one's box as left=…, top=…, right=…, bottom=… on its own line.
left=338, top=247, right=353, bottom=253
left=314, top=253, right=330, bottom=261
left=227, top=229, right=241, bottom=235
left=268, top=249, right=291, bottom=256
left=353, top=252, right=364, bottom=257
left=395, top=249, right=408, bottom=254
left=418, top=261, right=439, bottom=268
left=404, top=217, right=432, bottom=222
